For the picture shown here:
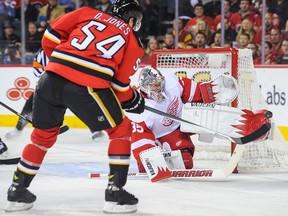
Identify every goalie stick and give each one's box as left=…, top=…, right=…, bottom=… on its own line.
left=88, top=144, right=244, bottom=179
left=88, top=169, right=230, bottom=179
left=88, top=139, right=247, bottom=179
left=0, top=101, right=69, bottom=134
left=144, top=105, right=271, bottom=145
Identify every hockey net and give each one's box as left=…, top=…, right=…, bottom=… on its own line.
left=151, top=48, right=288, bottom=171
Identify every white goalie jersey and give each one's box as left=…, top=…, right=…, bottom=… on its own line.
left=127, top=73, right=201, bottom=138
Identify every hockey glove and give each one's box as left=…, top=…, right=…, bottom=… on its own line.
left=0, top=138, right=8, bottom=154
left=121, top=89, right=145, bottom=114
left=199, top=74, right=239, bottom=105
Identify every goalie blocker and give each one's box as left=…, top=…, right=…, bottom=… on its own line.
left=180, top=103, right=272, bottom=143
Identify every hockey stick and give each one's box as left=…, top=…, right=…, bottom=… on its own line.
left=89, top=143, right=246, bottom=179
left=144, top=105, right=271, bottom=145
left=88, top=143, right=244, bottom=180
left=0, top=101, right=69, bottom=134
left=88, top=170, right=225, bottom=179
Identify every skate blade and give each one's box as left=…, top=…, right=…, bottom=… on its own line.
left=103, top=201, right=137, bottom=214
left=4, top=201, right=34, bottom=212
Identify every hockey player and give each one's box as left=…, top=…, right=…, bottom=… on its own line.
left=129, top=66, right=271, bottom=182
left=129, top=66, right=210, bottom=175
left=5, top=0, right=144, bottom=214
left=5, top=48, right=104, bottom=140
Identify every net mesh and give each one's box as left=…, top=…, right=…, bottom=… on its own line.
left=153, top=48, right=288, bottom=170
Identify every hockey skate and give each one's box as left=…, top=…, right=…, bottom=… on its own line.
left=5, top=128, right=23, bottom=139
left=5, top=171, right=37, bottom=212
left=91, top=131, right=104, bottom=140
left=103, top=174, right=138, bottom=214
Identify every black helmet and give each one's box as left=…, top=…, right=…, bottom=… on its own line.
left=111, top=0, right=143, bottom=31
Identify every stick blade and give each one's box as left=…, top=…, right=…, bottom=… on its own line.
left=232, top=123, right=271, bottom=144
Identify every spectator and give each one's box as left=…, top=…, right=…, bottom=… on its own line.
left=37, top=0, right=65, bottom=24
left=270, top=28, right=283, bottom=58
left=26, top=21, right=42, bottom=53
left=230, top=0, right=255, bottom=32
left=87, top=0, right=100, bottom=8
left=172, top=18, right=193, bottom=48
left=265, top=33, right=271, bottom=43
left=230, top=0, right=240, bottom=13
left=236, top=32, right=250, bottom=49
left=0, top=0, right=16, bottom=23
left=281, top=20, right=288, bottom=40
left=210, top=32, right=221, bottom=47
left=214, top=0, right=233, bottom=31
left=141, top=36, right=158, bottom=65
left=161, top=32, right=177, bottom=49
left=179, top=0, right=195, bottom=24
left=3, top=43, right=21, bottom=64
left=236, top=18, right=256, bottom=43
left=253, top=2, right=280, bottom=32
left=165, top=0, right=175, bottom=21
left=270, top=0, right=288, bottom=30
left=14, top=0, right=48, bottom=20
left=247, top=41, right=260, bottom=64
left=194, top=32, right=209, bottom=48
left=254, top=12, right=274, bottom=45
left=37, top=15, right=48, bottom=36
left=184, top=3, right=214, bottom=34
left=254, top=41, right=278, bottom=65
left=139, top=0, right=159, bottom=39
left=204, top=0, right=221, bottom=19
left=217, top=17, right=237, bottom=43
left=95, top=0, right=111, bottom=13
left=194, top=19, right=212, bottom=44
left=277, top=39, right=288, bottom=64
left=24, top=0, right=41, bottom=25
left=0, top=21, right=21, bottom=46
left=58, top=0, right=74, bottom=13
left=223, top=40, right=232, bottom=48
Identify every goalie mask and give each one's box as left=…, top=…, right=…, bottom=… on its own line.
left=139, top=66, right=165, bottom=102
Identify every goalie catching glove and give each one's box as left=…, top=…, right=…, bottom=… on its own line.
left=199, top=74, right=239, bottom=105
left=121, top=89, right=145, bottom=114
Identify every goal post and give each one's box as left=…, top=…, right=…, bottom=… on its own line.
left=151, top=47, right=288, bottom=171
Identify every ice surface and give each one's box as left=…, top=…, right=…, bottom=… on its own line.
left=0, top=127, right=288, bottom=216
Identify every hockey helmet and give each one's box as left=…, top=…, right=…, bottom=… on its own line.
left=139, top=66, right=166, bottom=102
left=111, top=0, right=143, bottom=31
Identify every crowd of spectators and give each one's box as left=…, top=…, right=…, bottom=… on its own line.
left=0, top=0, right=288, bottom=65
left=140, top=0, right=288, bottom=65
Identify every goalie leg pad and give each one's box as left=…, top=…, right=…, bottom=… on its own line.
left=132, top=144, right=155, bottom=173
left=139, top=147, right=171, bottom=182
left=162, top=148, right=186, bottom=170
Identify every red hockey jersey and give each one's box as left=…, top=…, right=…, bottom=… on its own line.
left=42, top=7, right=144, bottom=102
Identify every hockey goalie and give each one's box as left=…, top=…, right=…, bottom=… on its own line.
left=127, top=66, right=272, bottom=182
